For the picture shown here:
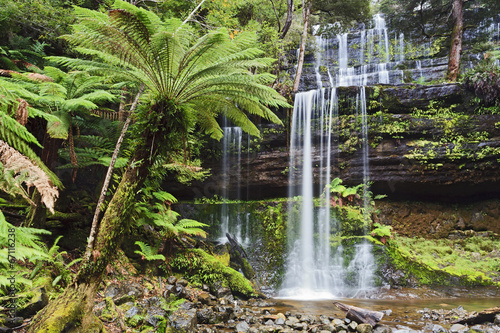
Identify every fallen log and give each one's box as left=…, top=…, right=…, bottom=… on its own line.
left=333, top=302, right=384, bottom=326
left=454, top=307, right=500, bottom=325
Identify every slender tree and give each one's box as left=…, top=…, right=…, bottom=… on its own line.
left=28, top=1, right=288, bottom=331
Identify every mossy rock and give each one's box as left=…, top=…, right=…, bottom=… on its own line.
left=171, top=249, right=255, bottom=298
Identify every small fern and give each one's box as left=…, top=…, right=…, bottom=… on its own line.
left=134, top=241, right=165, bottom=261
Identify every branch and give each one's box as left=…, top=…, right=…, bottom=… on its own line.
left=177, top=0, right=207, bottom=33
left=269, top=0, right=282, bottom=33
left=83, top=84, right=144, bottom=263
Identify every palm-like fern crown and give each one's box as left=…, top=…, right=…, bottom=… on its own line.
left=61, top=0, right=288, bottom=139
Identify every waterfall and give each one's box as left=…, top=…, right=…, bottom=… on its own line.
left=220, top=126, right=245, bottom=244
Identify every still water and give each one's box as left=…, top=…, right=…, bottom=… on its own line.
left=270, top=287, right=500, bottom=330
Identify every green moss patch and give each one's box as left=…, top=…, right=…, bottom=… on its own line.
left=170, top=249, right=255, bottom=298
left=387, top=235, right=500, bottom=287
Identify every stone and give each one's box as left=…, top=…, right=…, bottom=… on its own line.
left=167, top=276, right=177, bottom=285
left=431, top=324, right=447, bottom=333
left=285, top=316, right=300, bottom=325
left=373, top=326, right=392, bottom=333
left=275, top=317, right=286, bottom=325
left=18, top=287, right=48, bottom=317
left=125, top=306, right=142, bottom=318
left=495, top=314, right=500, bottom=325
left=169, top=308, right=198, bottom=333
left=357, top=323, right=373, bottom=333
left=348, top=321, right=358, bottom=331
left=236, top=321, right=250, bottom=332
left=145, top=306, right=166, bottom=327
left=449, top=323, right=467, bottom=332
left=197, top=308, right=217, bottom=324
left=213, top=286, right=232, bottom=299
left=177, top=279, right=189, bottom=287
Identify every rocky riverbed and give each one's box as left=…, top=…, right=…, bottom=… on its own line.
left=90, top=276, right=500, bottom=333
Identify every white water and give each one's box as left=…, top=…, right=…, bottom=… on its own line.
left=220, top=126, right=247, bottom=245
left=280, top=15, right=408, bottom=300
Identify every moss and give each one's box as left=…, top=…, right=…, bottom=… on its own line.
left=386, top=236, right=500, bottom=287
left=100, top=297, right=117, bottom=322
left=171, top=249, right=255, bottom=298
left=126, top=314, right=144, bottom=327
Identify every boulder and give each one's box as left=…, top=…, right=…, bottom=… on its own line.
left=169, top=308, right=198, bottom=333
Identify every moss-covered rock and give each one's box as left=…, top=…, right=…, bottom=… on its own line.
left=171, top=249, right=255, bottom=298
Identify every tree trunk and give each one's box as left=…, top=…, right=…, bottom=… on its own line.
left=292, top=0, right=312, bottom=92
left=28, top=130, right=154, bottom=332
left=280, top=0, right=294, bottom=39
left=447, top=0, right=463, bottom=82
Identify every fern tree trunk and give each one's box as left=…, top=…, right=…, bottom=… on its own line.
left=28, top=101, right=185, bottom=332
left=26, top=135, right=62, bottom=228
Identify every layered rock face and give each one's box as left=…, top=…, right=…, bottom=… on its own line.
left=172, top=83, right=500, bottom=202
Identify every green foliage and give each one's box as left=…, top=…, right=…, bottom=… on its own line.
left=134, top=190, right=208, bottom=246
left=325, top=178, right=362, bottom=208
left=463, top=60, right=500, bottom=106
left=0, top=211, right=51, bottom=295
left=30, top=236, right=82, bottom=289
left=134, top=241, right=166, bottom=261
left=57, top=0, right=288, bottom=141
left=370, top=222, right=393, bottom=244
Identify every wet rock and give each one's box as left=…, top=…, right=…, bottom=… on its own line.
left=381, top=309, right=393, bottom=316
left=348, top=321, right=358, bottom=331
left=285, top=316, right=300, bottom=325
left=145, top=305, right=166, bottom=327
left=213, top=286, right=232, bottom=299
left=275, top=317, right=286, bottom=325
left=169, top=308, right=198, bottom=333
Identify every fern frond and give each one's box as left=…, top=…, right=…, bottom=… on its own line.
left=0, top=140, right=59, bottom=213
left=134, top=241, right=165, bottom=261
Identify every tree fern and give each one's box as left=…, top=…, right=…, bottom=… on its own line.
left=59, top=0, right=289, bottom=141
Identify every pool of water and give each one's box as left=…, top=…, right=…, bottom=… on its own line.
left=269, top=287, right=500, bottom=330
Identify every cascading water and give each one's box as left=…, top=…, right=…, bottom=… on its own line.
left=220, top=126, right=248, bottom=245
left=280, top=15, right=405, bottom=299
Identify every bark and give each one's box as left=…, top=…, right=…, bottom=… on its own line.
left=280, top=0, right=293, bottom=39
left=333, top=302, right=384, bottom=326
left=447, top=0, right=463, bottom=82
left=292, top=0, right=312, bottom=92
